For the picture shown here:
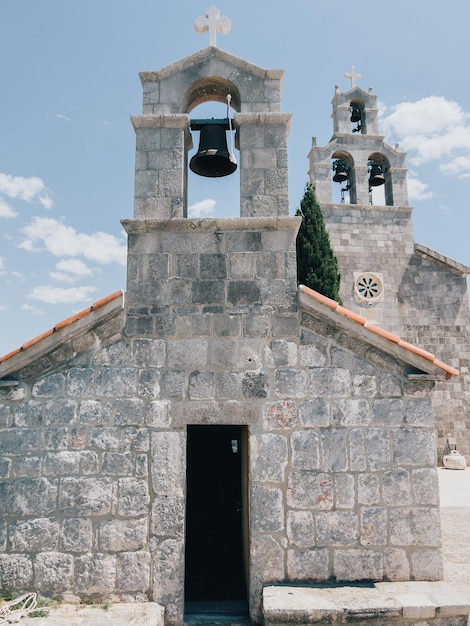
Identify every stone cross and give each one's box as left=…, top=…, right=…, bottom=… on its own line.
left=194, top=6, right=231, bottom=47
left=345, top=66, right=361, bottom=88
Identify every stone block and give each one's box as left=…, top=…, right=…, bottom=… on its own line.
left=333, top=548, right=383, bottom=580
left=216, top=372, right=242, bottom=399
left=291, top=430, right=320, bottom=470
left=360, top=507, right=387, bottom=545
left=250, top=433, right=288, bottom=482
left=411, top=549, right=444, bottom=580
left=0, top=554, right=33, bottom=589
left=384, top=547, right=410, bottom=580
left=365, top=428, right=391, bottom=470
left=358, top=473, right=380, bottom=505
left=61, top=518, right=93, bottom=553
left=389, top=508, right=441, bottom=546
left=32, top=373, right=66, bottom=397
left=192, top=280, right=225, bottom=304
left=242, top=371, right=269, bottom=398
left=99, top=519, right=147, bottom=552
left=59, top=477, right=113, bottom=516
left=316, top=511, right=359, bottom=546
left=321, top=429, right=347, bottom=472
left=10, top=518, right=59, bottom=552
left=131, top=338, right=166, bottom=367
left=383, top=468, right=412, bottom=505
left=162, top=370, right=186, bottom=399
left=151, top=432, right=185, bottom=496
left=75, top=553, right=116, bottom=594
left=372, top=398, right=404, bottom=426
left=147, top=400, right=171, bottom=428
left=412, top=468, right=440, bottom=505
left=96, top=368, right=137, bottom=398
left=102, top=452, right=134, bottom=476
left=0, top=478, right=57, bottom=516
left=227, top=281, right=261, bottom=305
left=213, top=315, right=241, bottom=337
left=34, top=552, right=74, bottom=592
left=286, top=510, right=315, bottom=548
left=251, top=485, right=284, bottom=532
left=265, top=340, right=298, bottom=367
left=138, top=369, right=160, bottom=399
left=167, top=339, right=209, bottom=368
left=90, top=428, right=120, bottom=450
left=405, top=399, right=435, bottom=427
left=287, top=471, right=333, bottom=510
left=349, top=429, right=367, bottom=471
left=118, top=478, right=150, bottom=517
left=286, top=549, right=330, bottom=581
left=188, top=370, right=215, bottom=399
left=335, top=473, right=355, bottom=509
left=151, top=495, right=185, bottom=538
left=66, top=368, right=95, bottom=397
left=115, top=398, right=146, bottom=426
left=299, top=399, right=329, bottom=427
left=274, top=369, right=307, bottom=398
left=308, top=368, right=351, bottom=397
left=392, top=429, right=437, bottom=466
left=338, top=398, right=371, bottom=426
left=263, top=400, right=298, bottom=430
left=116, top=551, right=150, bottom=592
left=152, top=539, right=184, bottom=624
left=44, top=451, right=80, bottom=476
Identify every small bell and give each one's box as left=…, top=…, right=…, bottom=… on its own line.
left=332, top=159, right=349, bottom=183
left=369, top=162, right=385, bottom=187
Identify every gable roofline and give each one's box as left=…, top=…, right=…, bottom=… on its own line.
left=299, top=285, right=459, bottom=380
left=0, top=291, right=124, bottom=380
left=139, top=46, right=284, bottom=85
left=415, top=243, right=470, bottom=277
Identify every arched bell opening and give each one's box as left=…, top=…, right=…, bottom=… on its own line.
left=349, top=100, right=364, bottom=135
left=331, top=152, right=355, bottom=204
left=185, top=78, right=241, bottom=219
left=367, top=153, right=390, bottom=206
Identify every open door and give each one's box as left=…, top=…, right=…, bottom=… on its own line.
left=184, top=425, right=248, bottom=612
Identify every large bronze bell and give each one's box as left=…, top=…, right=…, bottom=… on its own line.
left=369, top=162, right=385, bottom=187
left=190, top=124, right=237, bottom=178
left=332, top=159, right=349, bottom=183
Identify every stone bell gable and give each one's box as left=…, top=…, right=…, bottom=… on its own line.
left=132, top=46, right=290, bottom=219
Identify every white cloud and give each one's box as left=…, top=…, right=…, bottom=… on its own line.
left=19, top=217, right=127, bottom=265
left=407, top=174, right=434, bottom=201
left=0, top=173, right=53, bottom=209
left=188, top=198, right=217, bottom=218
left=28, top=285, right=98, bottom=304
left=0, top=258, right=5, bottom=275
left=21, top=303, right=45, bottom=316
left=56, top=258, right=94, bottom=277
left=381, top=96, right=470, bottom=177
left=55, top=113, right=71, bottom=122
left=0, top=199, right=18, bottom=218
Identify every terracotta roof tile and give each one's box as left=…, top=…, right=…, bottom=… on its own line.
left=299, top=284, right=459, bottom=379
left=0, top=290, right=124, bottom=365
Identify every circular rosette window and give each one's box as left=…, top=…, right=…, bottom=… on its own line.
left=354, top=272, right=384, bottom=302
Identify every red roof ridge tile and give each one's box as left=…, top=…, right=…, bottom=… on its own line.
left=0, top=290, right=124, bottom=366
left=299, top=284, right=459, bottom=379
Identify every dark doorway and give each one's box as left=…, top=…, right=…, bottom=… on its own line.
left=184, top=425, right=248, bottom=609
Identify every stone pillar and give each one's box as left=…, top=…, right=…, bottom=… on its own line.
left=236, top=112, right=291, bottom=218
left=131, top=114, right=190, bottom=220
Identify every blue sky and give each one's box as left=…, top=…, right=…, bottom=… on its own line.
left=1, top=1, right=469, bottom=355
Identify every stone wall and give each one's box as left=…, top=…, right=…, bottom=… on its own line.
left=321, top=203, right=470, bottom=462
left=0, top=294, right=444, bottom=624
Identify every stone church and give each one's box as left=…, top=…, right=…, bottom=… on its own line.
left=0, top=32, right=466, bottom=626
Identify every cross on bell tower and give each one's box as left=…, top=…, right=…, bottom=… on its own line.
left=194, top=6, right=231, bottom=47
left=344, top=65, right=361, bottom=88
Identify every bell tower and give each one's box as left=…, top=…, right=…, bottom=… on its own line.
left=307, top=68, right=413, bottom=329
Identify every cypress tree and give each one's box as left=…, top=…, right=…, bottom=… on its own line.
left=296, top=183, right=342, bottom=303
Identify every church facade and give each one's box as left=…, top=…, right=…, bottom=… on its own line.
left=308, top=82, right=470, bottom=464
left=0, top=46, right=460, bottom=624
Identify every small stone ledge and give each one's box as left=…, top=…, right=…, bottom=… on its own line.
left=32, top=602, right=164, bottom=626
left=262, top=582, right=470, bottom=624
